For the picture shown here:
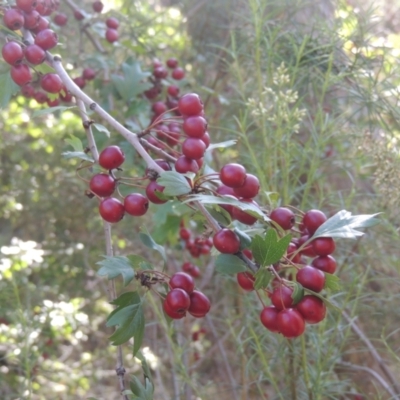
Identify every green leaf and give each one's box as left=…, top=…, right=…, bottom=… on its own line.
left=65, top=135, right=83, bottom=151
left=205, top=206, right=232, bottom=226
left=32, top=106, right=76, bottom=118
left=251, top=231, right=292, bottom=267
left=254, top=268, right=273, bottom=290
left=92, top=123, right=110, bottom=138
left=130, top=376, right=147, bottom=399
left=157, top=171, right=192, bottom=197
left=290, top=282, right=304, bottom=304
left=324, top=273, right=341, bottom=291
left=136, top=351, right=153, bottom=380
left=207, top=139, right=237, bottom=151
left=313, top=210, right=381, bottom=239
left=234, top=228, right=252, bottom=250
left=62, top=151, right=94, bottom=162
left=97, top=256, right=136, bottom=286
left=215, top=254, right=247, bottom=274
left=139, top=232, right=166, bottom=263
left=0, top=72, right=20, bottom=109
left=152, top=214, right=181, bottom=244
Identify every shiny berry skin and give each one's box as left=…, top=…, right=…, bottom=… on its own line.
left=182, top=138, right=206, bottom=160
left=30, top=16, right=49, bottom=33
left=296, top=295, right=326, bottom=324
left=34, top=29, right=58, bottom=50
left=220, top=163, right=246, bottom=188
left=182, top=261, right=195, bottom=273
left=166, top=58, right=178, bottom=68
left=200, top=131, right=210, bottom=148
left=165, top=288, right=191, bottom=314
left=179, top=228, right=191, bottom=241
left=175, top=155, right=199, bottom=174
left=53, top=12, right=68, bottom=26
left=271, top=285, right=294, bottom=310
left=182, top=116, right=207, bottom=138
left=105, top=28, right=118, bottom=43
left=99, top=198, right=125, bottom=223
left=167, top=85, right=180, bottom=97
left=152, top=101, right=167, bottom=115
left=124, top=193, right=149, bottom=216
left=145, top=181, right=166, bottom=204
left=99, top=146, right=125, bottom=170
left=302, top=209, right=327, bottom=235
left=260, top=306, right=280, bottom=332
left=2, top=42, right=24, bottom=66
left=82, top=68, right=96, bottom=80
left=277, top=309, right=305, bottom=338
left=213, top=229, right=240, bottom=254
left=3, top=9, right=25, bottom=31
left=311, top=255, right=336, bottom=274
left=237, top=272, right=255, bottom=291
left=188, top=290, right=210, bottom=317
left=312, top=237, right=335, bottom=256
left=169, top=272, right=195, bottom=294
left=172, top=67, right=185, bottom=80
left=163, top=299, right=184, bottom=319
left=23, top=10, right=41, bottom=29
left=89, top=173, right=116, bottom=197
left=296, top=265, right=325, bottom=293
left=106, top=17, right=119, bottom=29
left=233, top=174, right=260, bottom=198
left=40, top=73, right=63, bottom=93
left=74, top=10, right=85, bottom=20
left=178, top=93, right=203, bottom=116
left=16, top=0, right=37, bottom=12
left=92, top=0, right=104, bottom=12
left=24, top=44, right=46, bottom=65
left=10, top=64, right=32, bottom=86
left=270, top=207, right=295, bottom=230
left=232, top=199, right=259, bottom=225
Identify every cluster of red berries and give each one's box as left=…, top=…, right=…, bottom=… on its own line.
left=179, top=224, right=213, bottom=259
left=181, top=262, right=201, bottom=278
left=163, top=272, right=210, bottom=319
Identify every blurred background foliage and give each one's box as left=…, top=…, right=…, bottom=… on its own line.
left=1, top=0, right=400, bottom=399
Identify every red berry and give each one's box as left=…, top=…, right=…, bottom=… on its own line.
left=188, top=290, right=210, bottom=317
left=166, top=58, right=178, bottom=68
left=23, top=10, right=41, bottom=29
left=99, top=145, right=125, bottom=170
left=124, top=193, right=149, bottom=216
left=189, top=265, right=201, bottom=278
left=47, top=98, right=60, bottom=107
left=145, top=159, right=171, bottom=180
left=74, top=9, right=85, bottom=20
left=237, top=272, right=255, bottom=291
left=213, top=229, right=240, bottom=254
left=270, top=285, right=294, bottom=310
left=175, top=155, right=199, bottom=174
left=311, top=237, right=335, bottom=256
left=53, top=12, right=68, bottom=26
left=172, top=67, right=185, bottom=80
left=216, top=185, right=236, bottom=216
left=153, top=66, right=168, bottom=79
left=82, top=67, right=96, bottom=80
left=232, top=199, right=259, bottom=225
left=2, top=42, right=24, bottom=66
left=106, top=17, right=119, bottom=29
left=200, top=131, right=210, bottom=148
left=89, top=173, right=116, bottom=197
left=105, top=28, right=118, bottom=43
left=152, top=101, right=167, bottom=115
left=167, top=85, right=180, bottom=97
left=92, top=0, right=104, bottom=13
left=10, top=64, right=32, bottom=86
left=182, top=138, right=206, bottom=160
left=30, top=16, right=49, bottom=33
left=35, top=29, right=58, bottom=50
left=163, top=299, right=184, bottom=319
left=242, top=248, right=253, bottom=260
left=40, top=73, right=63, bottom=93
left=296, top=295, right=326, bottom=324
left=286, top=242, right=301, bottom=263
left=33, top=91, right=48, bottom=104
left=260, top=306, right=280, bottom=332
left=24, top=44, right=46, bottom=65
left=145, top=181, right=166, bottom=204
left=233, top=174, right=260, bottom=198
left=302, top=209, right=327, bottom=235
left=296, top=265, right=325, bottom=293
left=16, top=0, right=37, bottom=12
left=220, top=163, right=246, bottom=188
left=21, top=83, right=35, bottom=98
left=178, top=93, right=203, bottom=116
left=165, top=288, right=191, bottom=314
left=270, top=207, right=295, bottom=230
left=311, top=255, right=336, bottom=274
left=179, top=228, right=191, bottom=241
left=99, top=198, right=125, bottom=223
left=182, top=116, right=207, bottom=138
left=73, top=76, right=86, bottom=89
left=3, top=9, right=25, bottom=30
left=182, top=261, right=195, bottom=273
left=277, top=309, right=305, bottom=338
left=298, top=234, right=317, bottom=257
left=169, top=272, right=195, bottom=294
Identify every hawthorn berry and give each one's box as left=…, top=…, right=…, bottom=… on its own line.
left=16, top=0, right=37, bottom=12
left=33, top=91, right=48, bottom=104
left=237, top=272, right=255, bottom=291
left=124, top=193, right=149, bottom=216
left=165, top=288, right=191, bottom=315
left=21, top=83, right=35, bottom=98
left=145, top=181, right=166, bottom=204
left=153, top=66, right=168, bottom=79
left=166, top=58, right=178, bottom=68
left=233, top=174, right=260, bottom=198
left=40, top=73, right=63, bottom=93
left=152, top=101, right=167, bottom=115
left=74, top=9, right=85, bottom=20
left=220, top=163, right=247, bottom=188
left=3, top=9, right=25, bottom=31
left=298, top=234, right=317, bottom=257
left=105, top=29, right=118, bottom=43
left=311, top=255, right=336, bottom=274
left=179, top=228, right=191, bottom=241
left=296, top=295, right=326, bottom=324
left=172, top=67, right=185, bottom=80
left=106, top=17, right=119, bottom=29
left=10, top=64, right=32, bottom=86
left=24, top=44, right=46, bottom=65
left=178, top=93, right=203, bottom=116
left=99, top=198, right=125, bottom=223
left=260, top=306, right=280, bottom=332
left=188, top=290, right=210, bottom=317
left=169, top=272, right=195, bottom=294
left=73, top=76, right=86, bottom=89
left=99, top=145, right=125, bottom=170
left=302, top=209, right=327, bottom=235
left=23, top=10, right=41, bottom=29
left=213, top=229, right=240, bottom=254
left=34, top=29, right=58, bottom=50
left=270, top=285, right=294, bottom=310
left=242, top=248, right=253, bottom=260
left=182, top=138, right=206, bottom=160
left=92, top=0, right=104, bottom=12
left=163, top=299, right=185, bottom=319
left=277, top=308, right=305, bottom=338
left=200, top=131, right=211, bottom=148
left=182, top=116, right=207, bottom=138
left=167, top=85, right=180, bottom=97
left=232, top=199, right=259, bottom=225
left=296, top=265, right=325, bottom=293
left=53, top=12, right=68, bottom=26
left=89, top=173, right=116, bottom=197
left=270, top=207, right=295, bottom=230
left=286, top=242, right=301, bottom=263
left=312, top=237, right=336, bottom=256
left=175, top=156, right=199, bottom=174
left=82, top=68, right=96, bottom=80
left=30, top=16, right=49, bottom=33
left=2, top=42, right=24, bottom=66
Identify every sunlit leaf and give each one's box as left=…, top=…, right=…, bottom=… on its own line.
left=62, top=151, right=94, bottom=162
left=65, top=135, right=84, bottom=151
left=92, top=123, right=110, bottom=138
left=290, top=282, right=304, bottom=304
left=32, top=106, right=76, bottom=118
left=324, top=273, right=341, bottom=291
left=207, top=139, right=237, bottom=151
left=97, top=256, right=135, bottom=286
left=0, top=71, right=20, bottom=109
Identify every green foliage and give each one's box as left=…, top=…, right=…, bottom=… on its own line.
left=97, top=256, right=136, bottom=286
left=157, top=171, right=192, bottom=196
left=215, top=254, right=247, bottom=274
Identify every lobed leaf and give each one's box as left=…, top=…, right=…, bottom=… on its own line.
left=62, top=151, right=94, bottom=162
left=97, top=256, right=135, bottom=286
left=139, top=232, right=167, bottom=263
left=253, top=268, right=273, bottom=290
left=324, top=273, right=341, bottom=292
